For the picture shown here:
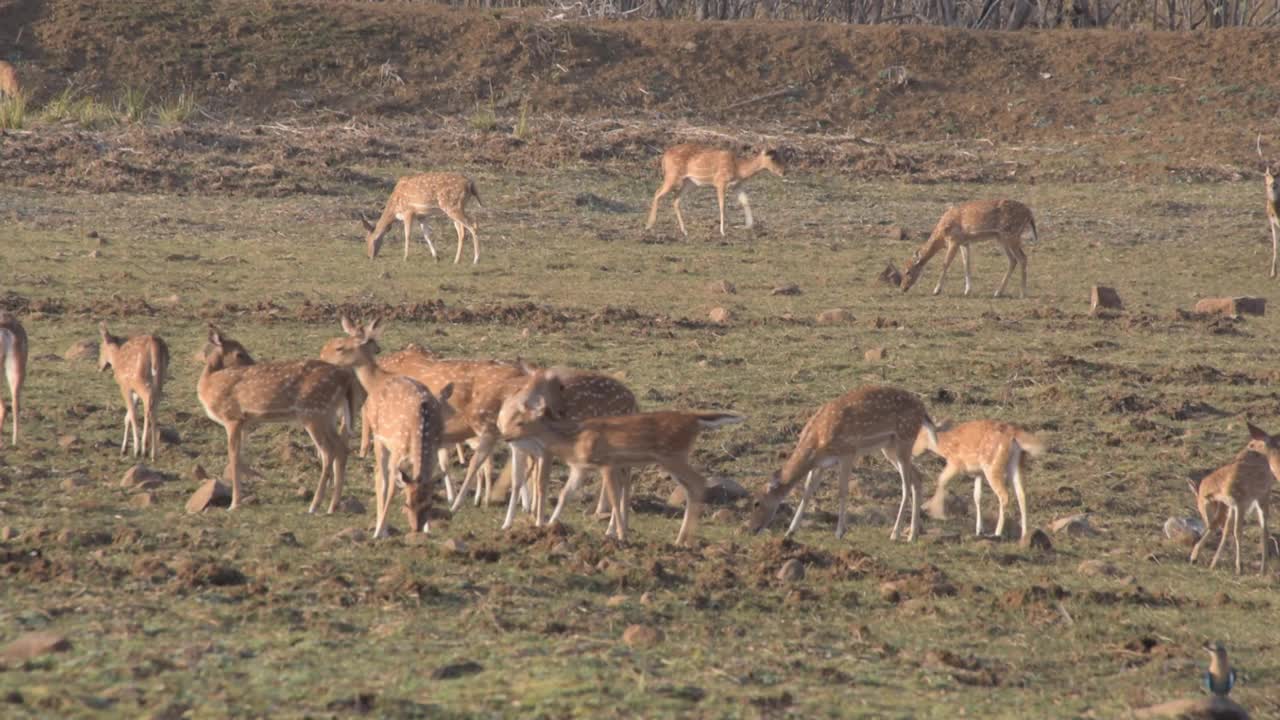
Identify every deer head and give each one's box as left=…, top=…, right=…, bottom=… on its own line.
left=97, top=321, right=117, bottom=373
left=745, top=472, right=785, bottom=534
left=760, top=149, right=786, bottom=178
left=205, top=328, right=255, bottom=371
left=320, top=316, right=383, bottom=368
left=899, top=249, right=927, bottom=292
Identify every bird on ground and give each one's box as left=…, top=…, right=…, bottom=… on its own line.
left=1203, top=641, right=1236, bottom=697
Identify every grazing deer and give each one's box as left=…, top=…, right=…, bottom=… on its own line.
left=747, top=386, right=936, bottom=542
left=0, top=312, right=26, bottom=446
left=497, top=366, right=639, bottom=530
left=1259, top=137, right=1279, bottom=278
left=98, top=322, right=170, bottom=460
left=912, top=419, right=1045, bottom=540
left=1189, top=422, right=1276, bottom=575
left=199, top=328, right=353, bottom=512
left=323, top=318, right=454, bottom=538
left=363, top=173, right=482, bottom=264
left=0, top=61, right=19, bottom=99
left=498, top=406, right=744, bottom=545
left=899, top=199, right=1037, bottom=298
left=645, top=144, right=784, bottom=237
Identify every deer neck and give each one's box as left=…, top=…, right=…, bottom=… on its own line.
left=775, top=446, right=817, bottom=497
left=351, top=361, right=390, bottom=396
left=735, top=154, right=769, bottom=181
left=530, top=416, right=582, bottom=460
left=907, top=233, right=946, bottom=272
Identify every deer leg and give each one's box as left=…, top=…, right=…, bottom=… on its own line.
left=835, top=458, right=853, bottom=539
left=6, top=358, right=20, bottom=446
left=373, top=444, right=392, bottom=539
left=672, top=179, right=691, bottom=237
left=973, top=475, right=984, bottom=536
left=502, top=446, right=529, bottom=530
left=602, top=467, right=623, bottom=541
left=324, top=419, right=348, bottom=514
left=359, top=406, right=371, bottom=458
left=225, top=422, right=245, bottom=511
left=419, top=218, right=439, bottom=261
left=646, top=177, right=677, bottom=230
left=402, top=212, right=413, bottom=261
left=1209, top=505, right=1234, bottom=570
left=785, top=470, right=819, bottom=537
left=925, top=461, right=962, bottom=520
left=119, top=389, right=134, bottom=455
left=1015, top=245, right=1028, bottom=298
left=533, top=455, right=550, bottom=525
left=1270, top=219, right=1278, bottom=278
left=932, top=243, right=960, bottom=296
left=449, top=432, right=495, bottom=513
left=716, top=183, right=728, bottom=236
left=1190, top=500, right=1214, bottom=564
left=888, top=453, right=909, bottom=541
left=960, top=245, right=973, bottom=296
left=1010, top=447, right=1029, bottom=540
left=1257, top=501, right=1268, bottom=576
left=549, top=465, right=587, bottom=526
left=436, top=447, right=455, bottom=503
left=456, top=443, right=467, bottom=465
left=990, top=470, right=1009, bottom=539
left=304, top=421, right=331, bottom=514
left=737, top=190, right=754, bottom=230
left=1233, top=504, right=1243, bottom=575
left=666, top=459, right=708, bottom=547
left=994, top=243, right=1017, bottom=298
left=594, top=475, right=610, bottom=517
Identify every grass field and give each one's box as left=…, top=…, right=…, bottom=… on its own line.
left=1, top=165, right=1279, bottom=717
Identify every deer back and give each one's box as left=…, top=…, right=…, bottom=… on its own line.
left=200, top=359, right=351, bottom=424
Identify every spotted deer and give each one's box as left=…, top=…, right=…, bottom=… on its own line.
left=0, top=312, right=27, bottom=446
left=362, top=172, right=482, bottom=263
left=98, top=322, right=170, bottom=460
left=498, top=406, right=744, bottom=545
left=0, top=61, right=19, bottom=99
left=496, top=367, right=639, bottom=530
left=645, top=144, right=784, bottom=237
left=1189, top=422, right=1276, bottom=576
left=912, top=419, right=1045, bottom=540
left=747, top=386, right=936, bottom=542
left=899, top=199, right=1037, bottom=298
left=323, top=318, right=454, bottom=538
left=198, top=329, right=353, bottom=512
left=1259, top=137, right=1279, bottom=278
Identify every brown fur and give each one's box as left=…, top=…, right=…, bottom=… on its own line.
left=199, top=329, right=352, bottom=512
left=913, top=419, right=1046, bottom=539
left=747, top=386, right=934, bottom=542
left=0, top=61, right=20, bottom=99
left=1189, top=422, right=1277, bottom=575
left=1265, top=168, right=1278, bottom=278
left=98, top=322, right=170, bottom=461
left=645, top=143, right=784, bottom=237
left=0, top=311, right=27, bottom=446
left=499, top=408, right=743, bottom=545
left=363, top=173, right=482, bottom=263
left=900, top=199, right=1037, bottom=298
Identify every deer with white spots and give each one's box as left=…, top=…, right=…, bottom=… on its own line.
left=1189, top=422, right=1277, bottom=575
left=362, top=172, right=482, bottom=263
left=323, top=318, right=454, bottom=538
left=497, top=366, right=639, bottom=530
left=98, top=322, right=170, bottom=460
left=899, top=199, right=1037, bottom=298
left=747, top=386, right=936, bottom=542
left=0, top=311, right=26, bottom=446
left=645, top=144, right=784, bottom=237
left=912, top=419, right=1045, bottom=540
left=198, top=328, right=353, bottom=512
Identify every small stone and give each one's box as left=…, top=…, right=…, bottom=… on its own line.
left=878, top=263, right=904, bottom=287
left=185, top=479, right=231, bottom=514
left=707, top=280, right=736, bottom=294
left=247, top=163, right=278, bottom=178
left=1090, top=285, right=1123, bottom=313
left=129, top=493, right=156, bottom=508
left=622, top=624, right=664, bottom=648
left=864, top=347, right=888, bottom=361
left=775, top=558, right=805, bottom=582
left=57, top=434, right=80, bottom=449
left=711, top=508, right=735, bottom=523
left=192, top=465, right=211, bottom=483
left=708, top=307, right=734, bottom=324
left=816, top=308, right=854, bottom=325
left=60, top=475, right=91, bottom=491
left=606, top=594, right=629, bottom=608
left=770, top=283, right=801, bottom=296
left=885, top=225, right=909, bottom=241
left=432, top=661, right=483, bottom=680
left=277, top=532, right=300, bottom=547
left=334, top=527, right=367, bottom=543
left=337, top=497, right=365, bottom=514
left=442, top=538, right=467, bottom=554
left=1076, top=559, right=1121, bottom=577
left=87, top=249, right=100, bottom=259
left=1, top=632, right=72, bottom=663
left=121, top=464, right=165, bottom=489
left=668, top=476, right=749, bottom=506
left=1194, top=296, right=1266, bottom=317
left=1021, top=528, right=1053, bottom=551
left=63, top=340, right=98, bottom=362
left=1163, top=516, right=1204, bottom=546
left=1050, top=514, right=1097, bottom=537
left=86, top=230, right=99, bottom=239
left=879, top=582, right=902, bottom=603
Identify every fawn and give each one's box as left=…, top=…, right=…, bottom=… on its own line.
left=1189, top=422, right=1276, bottom=575
left=363, top=173, right=482, bottom=264
left=98, top=322, right=170, bottom=460
left=899, top=199, right=1037, bottom=298
left=0, top=312, right=26, bottom=446
left=646, top=144, right=784, bottom=237
left=748, top=386, right=936, bottom=542
left=912, top=419, right=1046, bottom=540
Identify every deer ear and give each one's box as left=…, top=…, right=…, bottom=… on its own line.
left=1248, top=422, right=1269, bottom=443
left=341, top=316, right=360, bottom=336
left=438, top=382, right=454, bottom=403
left=208, top=328, right=224, bottom=347
left=98, top=320, right=109, bottom=338
left=364, top=317, right=384, bottom=340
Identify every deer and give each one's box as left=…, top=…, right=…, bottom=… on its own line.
left=645, top=144, right=785, bottom=237
left=899, top=199, right=1037, bottom=298
left=496, top=366, right=639, bottom=530
left=362, top=172, right=482, bottom=264
left=1188, top=422, right=1276, bottom=576
left=1258, top=136, right=1279, bottom=278
left=0, top=312, right=26, bottom=446
left=747, top=386, right=936, bottom=542
left=323, top=318, right=454, bottom=538
left=199, top=328, right=353, bottom=512
left=98, top=322, right=170, bottom=460
left=911, top=419, right=1046, bottom=540
left=0, top=61, right=19, bottom=99
left=498, top=404, right=744, bottom=545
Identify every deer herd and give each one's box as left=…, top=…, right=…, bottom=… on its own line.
left=0, top=138, right=1277, bottom=576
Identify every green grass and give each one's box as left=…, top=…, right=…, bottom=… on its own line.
left=155, top=90, right=197, bottom=125
left=114, top=86, right=149, bottom=124
left=0, top=172, right=1278, bottom=718
left=0, top=91, right=27, bottom=129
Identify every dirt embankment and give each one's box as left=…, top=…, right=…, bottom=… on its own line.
left=2, top=0, right=1279, bottom=191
